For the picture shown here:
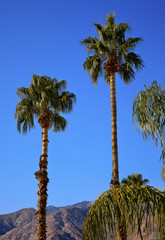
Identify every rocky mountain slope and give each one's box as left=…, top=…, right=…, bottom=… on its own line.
left=0, top=201, right=160, bottom=240
left=0, top=202, right=90, bottom=240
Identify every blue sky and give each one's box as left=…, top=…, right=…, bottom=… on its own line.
left=0, top=0, right=165, bottom=214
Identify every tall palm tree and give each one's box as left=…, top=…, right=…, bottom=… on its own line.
left=81, top=12, right=144, bottom=187
left=121, top=173, right=149, bottom=240
left=133, top=81, right=165, bottom=179
left=80, top=12, right=165, bottom=240
left=15, top=74, right=76, bottom=240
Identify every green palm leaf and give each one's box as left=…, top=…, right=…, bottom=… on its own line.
left=83, top=186, right=165, bottom=240
left=133, top=81, right=165, bottom=170
left=15, top=74, right=76, bottom=134
left=80, top=12, right=144, bottom=84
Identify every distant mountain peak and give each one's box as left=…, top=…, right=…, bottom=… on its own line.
left=47, top=200, right=93, bottom=213
left=0, top=201, right=160, bottom=240
left=0, top=202, right=91, bottom=240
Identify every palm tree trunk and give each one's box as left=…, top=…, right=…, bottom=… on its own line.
left=35, top=127, right=49, bottom=240
left=109, top=73, right=127, bottom=240
left=109, top=73, right=119, bottom=188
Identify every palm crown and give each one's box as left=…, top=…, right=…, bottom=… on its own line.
left=121, top=173, right=149, bottom=187
left=15, top=74, right=76, bottom=133
left=81, top=12, right=144, bottom=84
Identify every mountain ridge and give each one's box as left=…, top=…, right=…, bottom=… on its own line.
left=47, top=201, right=93, bottom=213
left=0, top=201, right=92, bottom=240
left=0, top=201, right=160, bottom=240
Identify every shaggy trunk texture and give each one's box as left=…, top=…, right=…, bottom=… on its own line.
left=35, top=110, right=51, bottom=240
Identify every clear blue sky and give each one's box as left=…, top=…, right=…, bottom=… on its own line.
left=0, top=0, right=165, bottom=214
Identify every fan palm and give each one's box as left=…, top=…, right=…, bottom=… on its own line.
left=15, top=74, right=76, bottom=240
left=81, top=12, right=144, bottom=187
left=121, top=173, right=149, bottom=187
left=80, top=12, right=165, bottom=240
left=133, top=81, right=165, bottom=179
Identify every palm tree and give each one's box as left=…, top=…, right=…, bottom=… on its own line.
left=133, top=81, right=165, bottom=179
left=121, top=173, right=149, bottom=187
left=80, top=13, right=165, bottom=240
left=81, top=12, right=144, bottom=187
left=15, top=74, right=76, bottom=240
left=121, top=173, right=149, bottom=240
left=82, top=184, right=165, bottom=240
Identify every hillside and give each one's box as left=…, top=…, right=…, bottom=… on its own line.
left=0, top=202, right=90, bottom=240
left=0, top=201, right=160, bottom=240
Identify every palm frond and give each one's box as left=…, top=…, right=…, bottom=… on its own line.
left=16, top=87, right=30, bottom=100
left=94, top=23, right=110, bottom=44
left=89, top=58, right=103, bottom=85
left=114, top=23, right=131, bottom=48
left=133, top=81, right=165, bottom=150
left=119, top=63, right=135, bottom=83
left=49, top=112, right=67, bottom=132
left=117, top=37, right=143, bottom=56
left=121, top=173, right=149, bottom=187
left=55, top=80, right=67, bottom=94
left=15, top=107, right=35, bottom=134
left=125, top=37, right=143, bottom=47
left=15, top=74, right=76, bottom=134
left=106, top=11, right=115, bottom=28
left=104, top=71, right=110, bottom=85
left=83, top=55, right=105, bottom=85
left=81, top=11, right=144, bottom=85
left=83, top=186, right=165, bottom=240
left=80, top=37, right=98, bottom=54
left=124, top=52, right=144, bottom=71
left=58, top=92, right=76, bottom=113
left=115, top=23, right=132, bottom=35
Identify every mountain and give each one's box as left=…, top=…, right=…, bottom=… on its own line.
left=0, top=208, right=36, bottom=236
left=46, top=201, right=93, bottom=213
left=0, top=202, right=91, bottom=240
left=0, top=201, right=160, bottom=240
